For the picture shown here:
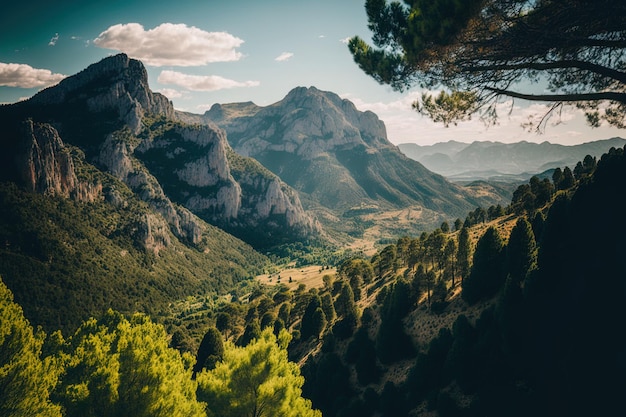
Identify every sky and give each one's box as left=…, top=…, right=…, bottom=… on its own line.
left=1, top=0, right=623, bottom=146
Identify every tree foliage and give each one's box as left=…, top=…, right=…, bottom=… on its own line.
left=349, top=0, right=626, bottom=128
left=0, top=277, right=62, bottom=417
left=196, top=328, right=321, bottom=417
left=462, top=226, right=505, bottom=304
left=54, top=310, right=205, bottom=417
left=194, top=327, right=224, bottom=376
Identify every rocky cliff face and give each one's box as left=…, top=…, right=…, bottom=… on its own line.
left=201, top=86, right=490, bottom=221
left=16, top=119, right=102, bottom=202
left=205, top=86, right=391, bottom=160
left=2, top=54, right=318, bottom=250
left=30, top=53, right=173, bottom=133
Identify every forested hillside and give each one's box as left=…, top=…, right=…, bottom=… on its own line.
left=3, top=146, right=624, bottom=416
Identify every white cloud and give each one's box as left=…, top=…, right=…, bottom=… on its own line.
left=0, top=62, right=66, bottom=88
left=156, top=88, right=185, bottom=99
left=340, top=37, right=351, bottom=44
left=48, top=33, right=59, bottom=46
left=158, top=70, right=259, bottom=92
left=275, top=52, right=294, bottom=62
left=94, top=23, right=245, bottom=66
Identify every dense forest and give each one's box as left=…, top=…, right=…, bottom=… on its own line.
left=2, top=146, right=625, bottom=416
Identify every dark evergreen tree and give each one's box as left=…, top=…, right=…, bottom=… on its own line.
left=260, top=311, right=275, bottom=330
left=561, top=166, right=575, bottom=189
left=300, top=295, right=323, bottom=340
left=237, top=320, right=261, bottom=347
left=552, top=167, right=564, bottom=190
left=456, top=227, right=471, bottom=285
left=506, top=217, right=537, bottom=284
left=345, top=328, right=381, bottom=385
left=376, top=279, right=416, bottom=363
left=462, top=226, right=505, bottom=305
left=431, top=278, right=448, bottom=312
left=320, top=293, right=336, bottom=324
left=193, top=327, right=224, bottom=375
left=333, top=282, right=359, bottom=339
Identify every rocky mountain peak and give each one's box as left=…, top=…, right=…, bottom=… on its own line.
left=206, top=86, right=392, bottom=160
left=29, top=53, right=173, bottom=133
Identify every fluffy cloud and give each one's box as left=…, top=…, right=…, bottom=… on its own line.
left=155, top=88, right=185, bottom=99
left=94, top=23, right=245, bottom=66
left=158, top=70, right=259, bottom=92
left=275, top=52, right=294, bottom=62
left=0, top=63, right=66, bottom=88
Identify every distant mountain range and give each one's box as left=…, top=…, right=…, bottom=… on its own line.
left=398, top=138, right=626, bottom=181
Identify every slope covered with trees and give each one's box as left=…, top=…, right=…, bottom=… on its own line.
left=2, top=146, right=625, bottom=416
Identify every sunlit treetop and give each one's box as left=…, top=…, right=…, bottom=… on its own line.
left=349, top=0, right=626, bottom=129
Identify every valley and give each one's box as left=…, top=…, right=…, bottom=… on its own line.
left=1, top=52, right=625, bottom=417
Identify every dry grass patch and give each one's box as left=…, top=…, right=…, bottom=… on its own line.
left=256, top=265, right=336, bottom=290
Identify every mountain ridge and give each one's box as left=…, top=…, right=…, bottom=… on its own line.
left=399, top=138, right=626, bottom=180
left=183, top=86, right=506, bottom=236
left=1, top=53, right=319, bottom=249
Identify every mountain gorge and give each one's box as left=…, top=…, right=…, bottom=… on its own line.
left=181, top=87, right=506, bottom=237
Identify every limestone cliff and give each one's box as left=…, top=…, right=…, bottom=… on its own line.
left=16, top=119, right=101, bottom=202
left=1, top=54, right=319, bottom=250
left=201, top=86, right=488, bottom=221
left=30, top=53, right=173, bottom=133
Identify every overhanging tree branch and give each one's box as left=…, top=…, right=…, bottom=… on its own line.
left=484, top=88, right=626, bottom=104
left=465, top=60, right=626, bottom=84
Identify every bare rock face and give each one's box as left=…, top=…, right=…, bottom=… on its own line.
left=5, top=54, right=319, bottom=250
left=30, top=53, right=174, bottom=133
left=17, top=120, right=101, bottom=202
left=207, top=86, right=392, bottom=160
left=234, top=168, right=318, bottom=234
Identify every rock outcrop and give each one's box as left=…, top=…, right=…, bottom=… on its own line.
left=203, top=86, right=391, bottom=160
left=30, top=53, right=173, bottom=133
left=16, top=119, right=102, bottom=202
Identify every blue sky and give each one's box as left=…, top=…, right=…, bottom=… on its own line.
left=1, top=0, right=623, bottom=145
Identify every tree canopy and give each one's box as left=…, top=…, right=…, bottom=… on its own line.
left=196, top=328, right=321, bottom=417
left=0, top=277, right=62, bottom=417
left=349, top=0, right=626, bottom=128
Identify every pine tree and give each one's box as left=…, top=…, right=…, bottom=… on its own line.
left=194, top=327, right=224, bottom=375
left=0, top=278, right=62, bottom=417
left=300, top=295, right=325, bottom=340
left=506, top=217, right=537, bottom=284
left=197, top=328, right=321, bottom=417
left=462, top=227, right=505, bottom=305
left=456, top=227, right=471, bottom=285
left=55, top=310, right=205, bottom=417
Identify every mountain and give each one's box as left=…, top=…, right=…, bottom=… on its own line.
left=398, top=138, right=626, bottom=181
left=1, top=54, right=318, bottom=249
left=181, top=87, right=505, bottom=235
left=0, top=54, right=325, bottom=331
